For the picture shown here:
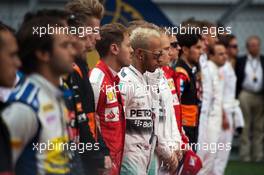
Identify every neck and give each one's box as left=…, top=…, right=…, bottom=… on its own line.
left=132, top=58, right=144, bottom=74
left=228, top=55, right=236, bottom=61
left=181, top=55, right=193, bottom=68
left=75, top=53, right=87, bottom=62
left=210, top=58, right=221, bottom=68
left=204, top=47, right=209, bottom=55
left=103, top=55, right=122, bottom=73
left=250, top=53, right=259, bottom=58
left=37, top=66, right=60, bottom=87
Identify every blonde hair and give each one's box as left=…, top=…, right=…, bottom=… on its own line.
left=65, top=0, right=104, bottom=19
left=130, top=27, right=161, bottom=50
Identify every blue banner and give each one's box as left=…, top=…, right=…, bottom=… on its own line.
left=101, top=0, right=173, bottom=27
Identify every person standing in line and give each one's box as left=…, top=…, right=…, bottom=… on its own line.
left=90, top=23, right=133, bottom=175
left=197, top=42, right=227, bottom=175
left=2, top=15, right=75, bottom=175
left=175, top=32, right=203, bottom=151
left=118, top=26, right=162, bottom=175
left=211, top=35, right=244, bottom=175
left=0, top=21, right=21, bottom=175
left=149, top=30, right=183, bottom=175
left=65, top=0, right=113, bottom=174
left=236, top=35, right=264, bottom=162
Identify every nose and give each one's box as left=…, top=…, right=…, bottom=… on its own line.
left=130, top=47, right=134, bottom=54
left=15, top=56, right=22, bottom=69
left=95, top=33, right=101, bottom=41
left=177, top=45, right=181, bottom=50
left=70, top=44, right=77, bottom=58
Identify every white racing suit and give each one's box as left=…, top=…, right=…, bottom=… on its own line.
left=197, top=61, right=224, bottom=175
left=212, top=61, right=244, bottom=175
left=2, top=74, right=71, bottom=175
left=118, top=66, right=159, bottom=175
left=148, top=69, right=182, bottom=175
left=197, top=54, right=212, bottom=161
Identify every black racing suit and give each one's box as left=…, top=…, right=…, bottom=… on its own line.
left=66, top=58, right=109, bottom=175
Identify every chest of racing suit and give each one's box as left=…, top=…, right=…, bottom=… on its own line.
left=89, top=60, right=125, bottom=174
left=175, top=59, right=199, bottom=127
left=8, top=74, right=70, bottom=175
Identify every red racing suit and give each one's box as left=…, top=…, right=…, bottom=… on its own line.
left=89, top=60, right=125, bottom=175
left=162, top=66, right=182, bottom=132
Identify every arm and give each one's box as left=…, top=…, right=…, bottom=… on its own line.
left=89, top=68, right=104, bottom=112
left=199, top=66, right=213, bottom=120
left=2, top=103, right=38, bottom=165
left=174, top=72, right=189, bottom=99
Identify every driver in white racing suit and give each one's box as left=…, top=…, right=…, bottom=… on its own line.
left=119, top=26, right=162, bottom=175
left=148, top=32, right=183, bottom=175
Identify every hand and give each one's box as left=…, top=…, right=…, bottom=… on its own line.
left=174, top=150, right=184, bottom=162
left=104, top=156, right=112, bottom=170
left=222, top=112, right=230, bottom=130
left=162, top=152, right=179, bottom=175
left=168, top=152, right=179, bottom=174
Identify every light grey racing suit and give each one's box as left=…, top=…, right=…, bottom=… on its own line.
left=118, top=65, right=159, bottom=175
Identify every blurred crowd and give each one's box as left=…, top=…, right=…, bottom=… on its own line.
left=0, top=0, right=263, bottom=175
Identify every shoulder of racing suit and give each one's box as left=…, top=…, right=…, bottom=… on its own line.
left=175, top=67, right=190, bottom=80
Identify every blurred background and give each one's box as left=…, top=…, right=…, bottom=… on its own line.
left=0, top=0, right=264, bottom=174
left=0, top=0, right=264, bottom=54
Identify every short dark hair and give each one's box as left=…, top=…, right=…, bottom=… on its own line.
left=177, top=32, right=201, bottom=48
left=96, top=23, right=127, bottom=58
left=0, top=21, right=15, bottom=50
left=218, top=34, right=236, bottom=48
left=17, top=16, right=64, bottom=74
left=208, top=41, right=225, bottom=55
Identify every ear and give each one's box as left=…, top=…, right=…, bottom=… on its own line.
left=134, top=48, right=145, bottom=60
left=35, top=50, right=50, bottom=63
left=182, top=46, right=189, bottom=55
left=110, top=43, right=120, bottom=56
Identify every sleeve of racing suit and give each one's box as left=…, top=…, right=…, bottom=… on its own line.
left=199, top=66, right=213, bottom=121
left=174, top=72, right=188, bottom=100
left=89, top=68, right=103, bottom=112
left=155, top=78, right=182, bottom=160
left=89, top=68, right=105, bottom=140
left=2, top=103, right=38, bottom=166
